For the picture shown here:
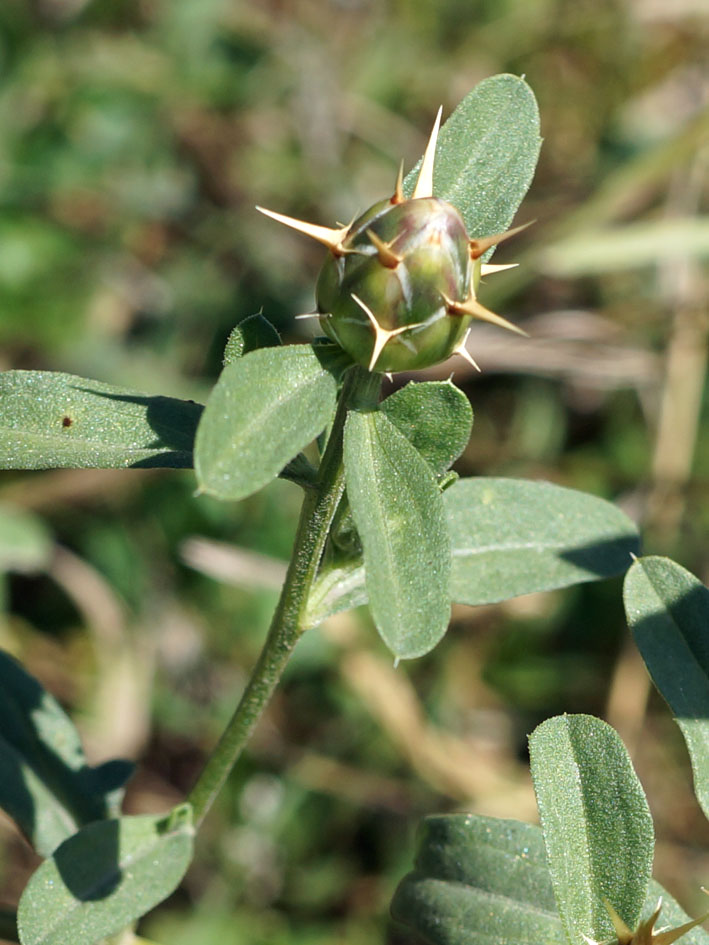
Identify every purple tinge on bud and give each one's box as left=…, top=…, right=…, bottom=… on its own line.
left=316, top=197, right=474, bottom=372
left=256, top=108, right=525, bottom=373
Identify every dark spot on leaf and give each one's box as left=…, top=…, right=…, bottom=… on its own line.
left=62, top=416, right=72, bottom=427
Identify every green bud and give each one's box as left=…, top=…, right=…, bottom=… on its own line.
left=316, top=196, right=477, bottom=372
left=257, top=109, right=526, bottom=373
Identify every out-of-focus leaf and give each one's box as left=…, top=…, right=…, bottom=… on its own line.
left=404, top=74, right=541, bottom=251
left=0, top=505, right=52, bottom=573
left=380, top=381, right=473, bottom=476
left=0, top=371, right=202, bottom=470
left=0, top=217, right=90, bottom=350
left=445, top=478, right=639, bottom=605
left=194, top=344, right=337, bottom=502
left=391, top=814, right=564, bottom=945
left=624, top=556, right=709, bottom=821
left=0, top=650, right=133, bottom=857
left=17, top=806, right=194, bottom=945
left=529, top=715, right=654, bottom=945
left=343, top=409, right=450, bottom=659
left=541, top=217, right=709, bottom=275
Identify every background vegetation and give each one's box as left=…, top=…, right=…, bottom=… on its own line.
left=0, top=1, right=707, bottom=943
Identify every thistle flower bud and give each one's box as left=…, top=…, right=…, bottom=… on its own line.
left=258, top=109, right=527, bottom=373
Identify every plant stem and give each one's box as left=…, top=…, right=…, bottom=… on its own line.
left=188, top=366, right=381, bottom=827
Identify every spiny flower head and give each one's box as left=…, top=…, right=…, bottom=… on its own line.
left=258, top=107, right=527, bottom=373
left=583, top=897, right=709, bottom=945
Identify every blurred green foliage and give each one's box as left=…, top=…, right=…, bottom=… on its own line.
left=1, top=0, right=707, bottom=942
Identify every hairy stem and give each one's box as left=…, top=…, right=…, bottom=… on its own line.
left=188, top=366, right=381, bottom=827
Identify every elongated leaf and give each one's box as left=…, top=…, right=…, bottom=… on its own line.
left=391, top=814, right=564, bottom=945
left=529, top=715, right=654, bottom=945
left=17, top=806, right=194, bottom=945
left=343, top=410, right=450, bottom=659
left=391, top=815, right=709, bottom=945
left=194, top=344, right=337, bottom=502
left=404, top=74, right=541, bottom=247
left=380, top=381, right=473, bottom=477
left=0, top=650, right=133, bottom=857
left=446, top=478, right=639, bottom=605
left=307, top=477, right=639, bottom=623
left=0, top=505, right=52, bottom=573
left=541, top=217, right=709, bottom=276
left=624, top=556, right=709, bottom=821
left=0, top=371, right=202, bottom=470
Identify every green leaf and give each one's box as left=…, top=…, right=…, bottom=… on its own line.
left=319, top=380, right=472, bottom=590
left=391, top=814, right=564, bottom=945
left=306, top=477, right=639, bottom=624
left=0, top=649, right=133, bottom=857
left=223, top=313, right=281, bottom=365
left=0, top=371, right=203, bottom=470
left=445, top=478, right=639, bottom=605
left=194, top=344, right=337, bottom=502
left=17, top=805, right=194, bottom=945
left=310, top=338, right=356, bottom=383
left=343, top=409, right=450, bottom=659
left=306, top=558, right=367, bottom=627
left=380, top=381, right=473, bottom=477
left=624, top=556, right=709, bottom=821
left=404, top=74, right=541, bottom=248
left=643, top=880, right=709, bottom=945
left=0, top=505, right=53, bottom=573
left=529, top=715, right=654, bottom=945
left=390, top=815, right=709, bottom=945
